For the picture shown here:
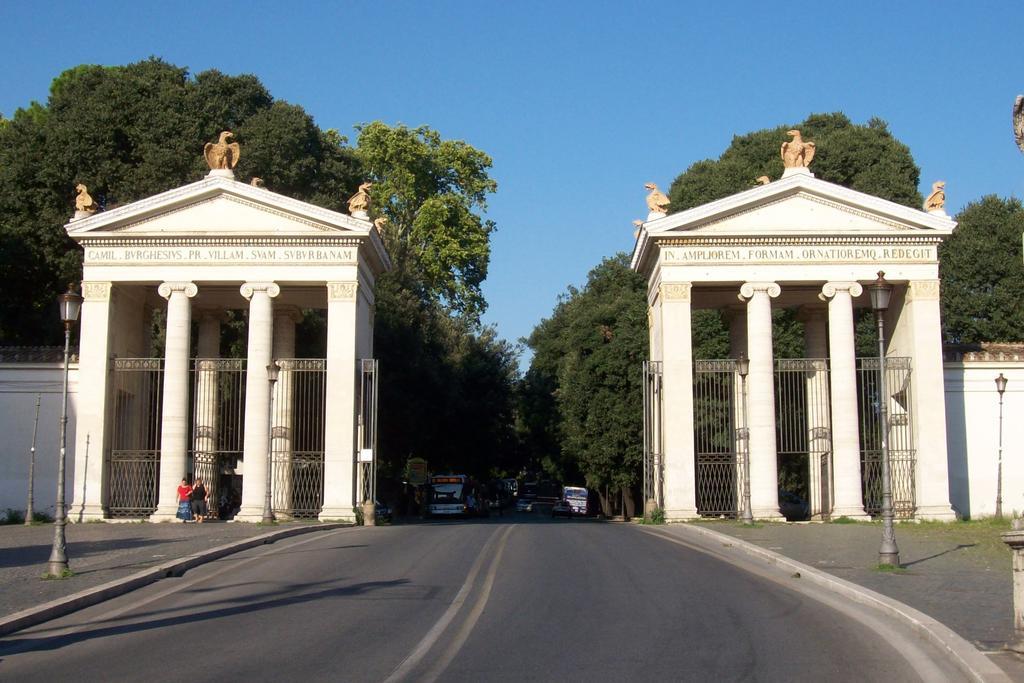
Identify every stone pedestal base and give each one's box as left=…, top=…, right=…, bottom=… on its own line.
left=232, top=506, right=268, bottom=523
left=69, top=504, right=107, bottom=522
left=663, top=507, right=699, bottom=522
left=361, top=501, right=376, bottom=527
left=830, top=507, right=870, bottom=520
left=915, top=504, right=957, bottom=521
left=319, top=506, right=356, bottom=523
left=644, top=498, right=659, bottom=519
left=752, top=507, right=786, bottom=521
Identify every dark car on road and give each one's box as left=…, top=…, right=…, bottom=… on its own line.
left=551, top=500, right=572, bottom=518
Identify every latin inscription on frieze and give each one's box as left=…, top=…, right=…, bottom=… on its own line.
left=84, top=246, right=357, bottom=265
left=662, top=245, right=935, bottom=265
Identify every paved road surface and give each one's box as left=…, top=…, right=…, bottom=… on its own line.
left=0, top=516, right=966, bottom=681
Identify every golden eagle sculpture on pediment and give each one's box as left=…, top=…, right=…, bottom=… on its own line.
left=204, top=131, right=240, bottom=170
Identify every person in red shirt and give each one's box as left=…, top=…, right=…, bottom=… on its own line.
left=176, top=478, right=193, bottom=522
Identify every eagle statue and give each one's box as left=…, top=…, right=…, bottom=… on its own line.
left=74, top=184, right=98, bottom=214
left=924, top=181, right=946, bottom=212
left=1014, top=95, right=1024, bottom=154
left=755, top=175, right=771, bottom=185
left=347, top=182, right=372, bottom=216
left=644, top=182, right=670, bottom=216
left=204, top=131, right=241, bottom=171
left=781, top=130, right=816, bottom=169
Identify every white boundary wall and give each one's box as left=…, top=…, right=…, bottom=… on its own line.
left=945, top=352, right=1024, bottom=519
left=0, top=362, right=78, bottom=519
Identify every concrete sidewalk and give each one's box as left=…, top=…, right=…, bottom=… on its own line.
left=0, top=521, right=343, bottom=622
left=695, top=519, right=1024, bottom=679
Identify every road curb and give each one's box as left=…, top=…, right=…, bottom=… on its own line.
left=0, top=522, right=353, bottom=639
left=672, top=523, right=1011, bottom=683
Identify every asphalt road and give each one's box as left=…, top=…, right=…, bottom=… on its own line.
left=0, top=514, right=966, bottom=682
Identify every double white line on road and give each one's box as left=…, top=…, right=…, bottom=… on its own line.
left=384, top=524, right=516, bottom=683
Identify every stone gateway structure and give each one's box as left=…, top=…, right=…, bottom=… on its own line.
left=64, top=167, right=389, bottom=522
left=632, top=166, right=957, bottom=522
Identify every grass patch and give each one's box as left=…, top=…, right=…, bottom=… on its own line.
left=874, top=563, right=907, bottom=573
left=830, top=516, right=860, bottom=524
left=41, top=568, right=75, bottom=580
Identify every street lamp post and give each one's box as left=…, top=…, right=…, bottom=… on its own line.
left=47, top=285, right=82, bottom=577
left=263, top=361, right=280, bottom=524
left=869, top=272, right=899, bottom=567
left=996, top=373, right=1009, bottom=519
left=737, top=354, right=752, bottom=524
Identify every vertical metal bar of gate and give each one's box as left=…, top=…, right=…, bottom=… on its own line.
left=857, top=357, right=915, bottom=518
left=271, top=359, right=325, bottom=518
left=108, top=358, right=163, bottom=517
left=693, top=360, right=737, bottom=517
left=643, top=361, right=664, bottom=510
left=357, top=359, right=379, bottom=507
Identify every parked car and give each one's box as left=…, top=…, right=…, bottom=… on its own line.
left=551, top=499, right=572, bottom=518
left=516, top=497, right=534, bottom=512
left=375, top=500, right=392, bottom=523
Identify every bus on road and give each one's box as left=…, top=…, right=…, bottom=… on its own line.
left=428, top=475, right=481, bottom=517
left=562, top=486, right=589, bottom=516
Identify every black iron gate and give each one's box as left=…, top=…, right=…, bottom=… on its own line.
left=357, top=359, right=379, bottom=507
left=108, top=358, right=163, bottom=517
left=189, top=358, right=246, bottom=518
left=693, top=360, right=738, bottom=517
left=271, top=359, right=326, bottom=518
left=774, top=359, right=831, bottom=520
left=642, top=361, right=664, bottom=510
left=857, top=357, right=915, bottom=518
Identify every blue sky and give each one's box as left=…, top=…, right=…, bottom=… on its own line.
left=2, top=2, right=1021, bottom=363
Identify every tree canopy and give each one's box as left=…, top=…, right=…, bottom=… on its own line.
left=0, top=58, right=361, bottom=344
left=940, top=195, right=1024, bottom=344
left=524, top=254, right=647, bottom=513
left=669, top=112, right=922, bottom=213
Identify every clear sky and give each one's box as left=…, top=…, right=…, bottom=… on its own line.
left=2, top=1, right=1021, bottom=364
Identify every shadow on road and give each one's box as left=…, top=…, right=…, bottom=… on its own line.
left=900, top=543, right=978, bottom=568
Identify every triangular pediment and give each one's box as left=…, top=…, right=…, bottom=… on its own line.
left=643, top=173, right=955, bottom=237
left=65, top=174, right=372, bottom=238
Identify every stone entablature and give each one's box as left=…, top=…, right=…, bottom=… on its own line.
left=944, top=343, right=1024, bottom=363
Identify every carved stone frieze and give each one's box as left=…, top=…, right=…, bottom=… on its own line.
left=327, top=282, right=358, bottom=301
left=661, top=283, right=691, bottom=302
left=81, top=281, right=112, bottom=301
left=907, top=280, right=940, bottom=301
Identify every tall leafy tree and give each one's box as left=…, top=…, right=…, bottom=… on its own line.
left=525, top=254, right=647, bottom=515
left=940, top=196, right=1024, bottom=344
left=0, top=58, right=361, bottom=344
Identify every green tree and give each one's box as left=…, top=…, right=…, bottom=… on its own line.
left=940, top=196, right=1024, bottom=344
left=0, top=58, right=361, bottom=344
left=525, top=254, right=647, bottom=515
left=355, top=122, right=496, bottom=321
left=669, top=113, right=922, bottom=212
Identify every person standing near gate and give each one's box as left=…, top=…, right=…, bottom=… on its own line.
left=191, top=478, right=209, bottom=523
left=176, top=478, right=193, bottom=522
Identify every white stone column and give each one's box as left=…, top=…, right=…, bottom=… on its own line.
left=738, top=282, right=783, bottom=519
left=69, top=282, right=114, bottom=521
left=320, top=282, right=359, bottom=521
left=899, top=280, right=956, bottom=520
left=150, top=281, right=198, bottom=520
left=800, top=304, right=832, bottom=519
left=661, top=282, right=698, bottom=520
left=820, top=282, right=869, bottom=519
left=272, top=307, right=301, bottom=518
left=235, top=282, right=280, bottom=521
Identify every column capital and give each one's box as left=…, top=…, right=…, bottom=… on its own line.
left=158, top=281, right=198, bottom=300
left=906, top=280, right=940, bottom=302
left=738, top=282, right=780, bottom=302
left=819, top=281, right=863, bottom=301
left=81, top=281, right=112, bottom=302
left=327, top=281, right=358, bottom=302
left=240, top=282, right=280, bottom=300
left=661, top=282, right=691, bottom=302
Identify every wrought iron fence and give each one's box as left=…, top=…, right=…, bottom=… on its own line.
left=857, top=357, right=915, bottom=518
left=188, top=358, right=246, bottom=518
left=774, top=359, right=831, bottom=520
left=357, top=359, right=379, bottom=508
left=271, top=359, right=326, bottom=518
left=108, top=358, right=163, bottom=517
left=642, top=361, right=664, bottom=510
left=694, top=359, right=738, bottom=517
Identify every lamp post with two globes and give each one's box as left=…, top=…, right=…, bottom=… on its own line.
left=868, top=272, right=900, bottom=567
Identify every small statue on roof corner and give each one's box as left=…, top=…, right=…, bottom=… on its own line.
left=73, top=183, right=98, bottom=219
left=924, top=180, right=946, bottom=214
left=347, top=182, right=372, bottom=219
left=644, top=182, right=669, bottom=220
